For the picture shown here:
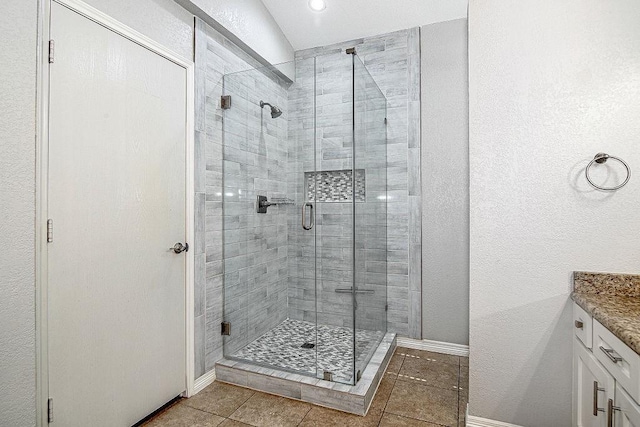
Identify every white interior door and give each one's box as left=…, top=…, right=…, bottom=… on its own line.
left=47, top=2, right=188, bottom=425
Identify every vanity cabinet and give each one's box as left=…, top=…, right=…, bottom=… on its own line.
left=614, top=384, right=640, bottom=427
left=574, top=336, right=614, bottom=426
left=573, top=303, right=640, bottom=427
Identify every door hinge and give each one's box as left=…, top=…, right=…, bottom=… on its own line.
left=47, top=219, right=53, bottom=243
left=47, top=398, right=53, bottom=423
left=221, top=321, right=231, bottom=336
left=385, top=304, right=388, bottom=312
left=48, top=40, right=55, bottom=63
left=221, top=95, right=231, bottom=110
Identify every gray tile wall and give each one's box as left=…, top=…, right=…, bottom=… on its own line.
left=293, top=29, right=422, bottom=338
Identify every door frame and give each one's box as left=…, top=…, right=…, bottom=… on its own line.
left=35, top=0, right=196, bottom=424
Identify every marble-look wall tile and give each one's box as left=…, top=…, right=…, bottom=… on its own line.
left=194, top=314, right=206, bottom=379
left=195, top=253, right=206, bottom=317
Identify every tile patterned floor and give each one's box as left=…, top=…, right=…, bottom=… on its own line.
left=142, top=348, right=469, bottom=427
left=231, top=319, right=385, bottom=383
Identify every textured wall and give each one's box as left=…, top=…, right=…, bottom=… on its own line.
left=0, top=1, right=37, bottom=425
left=84, top=0, right=193, bottom=60
left=294, top=29, right=422, bottom=338
left=469, top=0, right=640, bottom=425
left=421, top=19, right=469, bottom=346
left=180, top=0, right=294, bottom=74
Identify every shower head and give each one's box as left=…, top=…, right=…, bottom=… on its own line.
left=259, top=100, right=283, bottom=119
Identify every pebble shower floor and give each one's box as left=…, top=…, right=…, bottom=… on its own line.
left=231, top=319, right=384, bottom=383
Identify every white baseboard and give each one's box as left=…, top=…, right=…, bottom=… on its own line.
left=192, top=369, right=216, bottom=395
left=466, top=415, right=523, bottom=427
left=397, top=337, right=470, bottom=357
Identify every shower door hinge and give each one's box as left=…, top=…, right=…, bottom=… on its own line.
left=48, top=40, right=55, bottom=63
left=385, top=304, right=388, bottom=312
left=323, top=371, right=333, bottom=382
left=47, top=219, right=53, bottom=243
left=47, top=398, right=53, bottom=423
left=221, top=321, right=231, bottom=336
left=384, top=117, right=388, bottom=125
left=345, top=47, right=356, bottom=55
left=221, top=95, right=232, bottom=110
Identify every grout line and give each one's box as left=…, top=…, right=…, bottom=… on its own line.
left=376, top=351, right=402, bottom=426
left=295, top=405, right=313, bottom=426
left=225, top=388, right=257, bottom=421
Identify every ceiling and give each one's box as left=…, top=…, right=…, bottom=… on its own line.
left=261, top=0, right=468, bottom=51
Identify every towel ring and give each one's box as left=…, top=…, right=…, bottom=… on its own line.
left=585, top=153, right=631, bottom=191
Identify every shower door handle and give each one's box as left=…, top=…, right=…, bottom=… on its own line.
left=302, top=202, right=314, bottom=230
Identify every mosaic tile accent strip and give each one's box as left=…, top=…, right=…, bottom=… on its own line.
left=231, top=319, right=384, bottom=383
left=306, top=169, right=365, bottom=202
left=574, top=271, right=640, bottom=297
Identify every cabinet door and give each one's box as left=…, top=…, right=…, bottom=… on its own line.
left=575, top=337, right=615, bottom=427
left=615, top=383, right=640, bottom=427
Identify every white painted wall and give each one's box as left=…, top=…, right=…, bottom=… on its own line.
left=0, top=1, right=38, bottom=425
left=176, top=0, right=294, bottom=77
left=421, top=18, right=469, bottom=346
left=263, top=0, right=468, bottom=51
left=83, top=0, right=193, bottom=59
left=0, top=1, right=192, bottom=424
left=469, top=0, right=640, bottom=425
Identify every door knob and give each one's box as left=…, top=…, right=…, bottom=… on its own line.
left=170, top=242, right=189, bottom=254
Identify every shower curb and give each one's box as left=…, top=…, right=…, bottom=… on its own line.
left=215, top=332, right=396, bottom=415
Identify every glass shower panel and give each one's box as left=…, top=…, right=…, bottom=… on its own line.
left=353, top=55, right=388, bottom=378
left=286, top=56, right=319, bottom=376
left=312, top=51, right=356, bottom=385
left=221, top=64, right=308, bottom=373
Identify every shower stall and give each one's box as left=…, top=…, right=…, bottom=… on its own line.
left=219, top=49, right=390, bottom=389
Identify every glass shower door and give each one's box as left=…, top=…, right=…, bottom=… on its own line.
left=311, top=51, right=356, bottom=385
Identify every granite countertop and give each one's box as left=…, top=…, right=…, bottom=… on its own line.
left=572, top=291, right=640, bottom=356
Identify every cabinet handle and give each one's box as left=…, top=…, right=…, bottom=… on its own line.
left=600, top=346, right=624, bottom=364
left=575, top=320, right=584, bottom=329
left=608, top=398, right=621, bottom=427
left=594, top=381, right=605, bottom=416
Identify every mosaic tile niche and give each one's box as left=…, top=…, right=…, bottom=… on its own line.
left=306, top=169, right=366, bottom=202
